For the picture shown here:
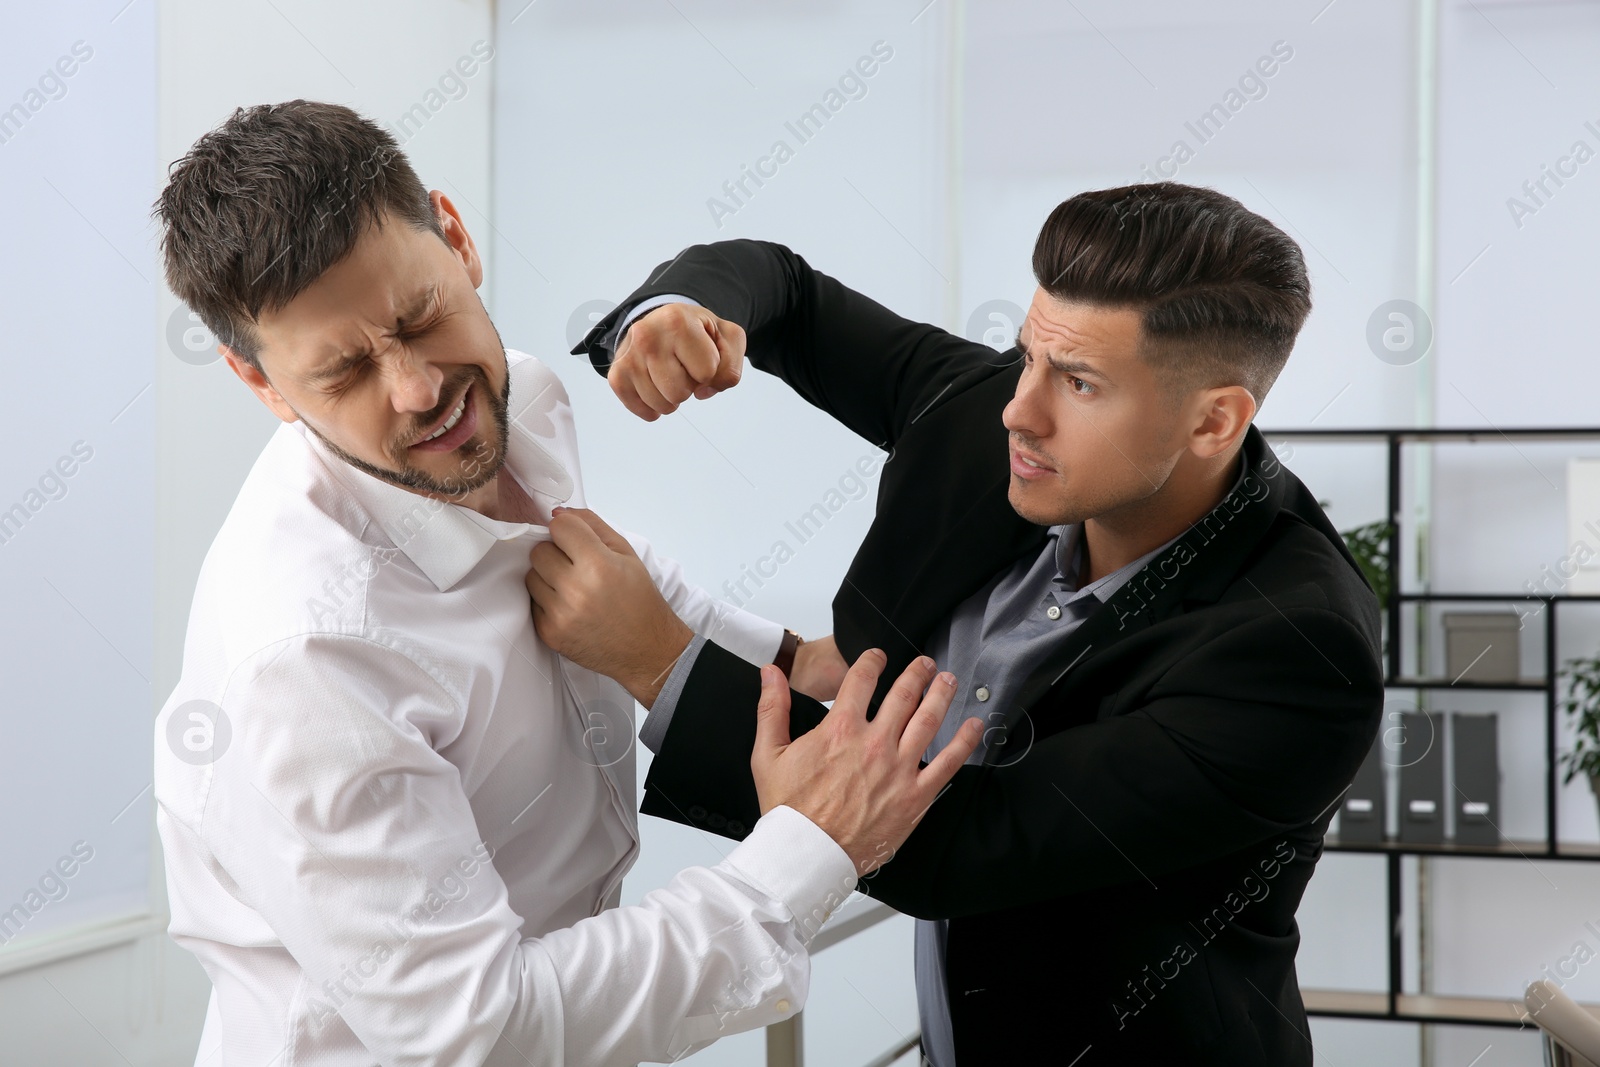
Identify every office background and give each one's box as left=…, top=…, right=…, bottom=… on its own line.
left=3, top=0, right=1600, bottom=1063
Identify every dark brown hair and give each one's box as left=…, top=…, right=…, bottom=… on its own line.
left=1031, top=182, right=1310, bottom=403
left=153, top=100, right=443, bottom=370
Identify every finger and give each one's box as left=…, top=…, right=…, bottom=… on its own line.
left=529, top=590, right=556, bottom=632
left=609, top=366, right=660, bottom=422
left=551, top=507, right=636, bottom=557
left=648, top=352, right=697, bottom=407
left=524, top=563, right=561, bottom=608
left=824, top=648, right=888, bottom=727
left=752, top=663, right=793, bottom=763
left=628, top=363, right=676, bottom=417
left=869, top=655, right=940, bottom=742
left=671, top=314, right=724, bottom=385
left=527, top=540, right=575, bottom=584
left=705, top=318, right=745, bottom=393
left=917, top=716, right=984, bottom=794
left=895, top=670, right=958, bottom=760
left=546, top=509, right=609, bottom=564
left=529, top=597, right=568, bottom=652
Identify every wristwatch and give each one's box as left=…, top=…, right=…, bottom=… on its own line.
left=774, top=628, right=801, bottom=677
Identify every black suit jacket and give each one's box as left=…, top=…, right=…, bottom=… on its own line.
left=575, top=240, right=1384, bottom=1066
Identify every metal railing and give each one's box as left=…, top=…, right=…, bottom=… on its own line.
left=1526, top=981, right=1600, bottom=1067
left=763, top=898, right=923, bottom=1067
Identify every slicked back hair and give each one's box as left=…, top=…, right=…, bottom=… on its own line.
left=154, top=100, right=444, bottom=371
left=1030, top=182, right=1311, bottom=404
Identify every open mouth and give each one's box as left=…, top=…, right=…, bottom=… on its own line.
left=411, top=382, right=477, bottom=452
left=421, top=390, right=468, bottom=443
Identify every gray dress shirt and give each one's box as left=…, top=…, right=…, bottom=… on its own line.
left=906, top=518, right=1196, bottom=1067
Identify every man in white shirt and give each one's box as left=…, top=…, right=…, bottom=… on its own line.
left=151, top=100, right=980, bottom=1067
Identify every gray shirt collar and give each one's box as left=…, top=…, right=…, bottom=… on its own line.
left=1045, top=451, right=1250, bottom=606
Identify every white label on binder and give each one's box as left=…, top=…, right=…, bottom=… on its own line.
left=1409, top=799, right=1437, bottom=815
left=1462, top=801, right=1490, bottom=816
left=1346, top=798, right=1374, bottom=813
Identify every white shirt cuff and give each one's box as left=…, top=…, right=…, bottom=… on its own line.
left=719, top=804, right=858, bottom=945
left=702, top=607, right=786, bottom=673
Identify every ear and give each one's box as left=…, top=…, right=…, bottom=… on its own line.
left=223, top=347, right=299, bottom=424
left=1187, top=385, right=1256, bottom=460
left=430, top=190, right=482, bottom=289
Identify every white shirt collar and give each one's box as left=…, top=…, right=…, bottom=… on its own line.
left=295, top=350, right=579, bottom=593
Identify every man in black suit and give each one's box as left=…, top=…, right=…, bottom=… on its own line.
left=528, top=182, right=1384, bottom=1065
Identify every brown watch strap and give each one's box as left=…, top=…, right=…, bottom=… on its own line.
left=774, top=628, right=800, bottom=677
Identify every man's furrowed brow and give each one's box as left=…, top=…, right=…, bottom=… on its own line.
left=306, top=284, right=440, bottom=382
left=1049, top=354, right=1109, bottom=382
left=1016, top=330, right=1110, bottom=382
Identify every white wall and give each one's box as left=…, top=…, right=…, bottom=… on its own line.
left=0, top=0, right=183, bottom=1061
left=0, top=2, right=157, bottom=946
left=0, top=1, right=494, bottom=1063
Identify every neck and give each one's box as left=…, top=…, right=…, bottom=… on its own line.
left=414, top=465, right=542, bottom=525
left=442, top=476, right=500, bottom=517
left=1080, top=445, right=1245, bottom=585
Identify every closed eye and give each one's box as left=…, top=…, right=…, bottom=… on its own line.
left=312, top=358, right=361, bottom=391
left=315, top=313, right=440, bottom=393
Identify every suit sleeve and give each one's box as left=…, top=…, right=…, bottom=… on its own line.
left=573, top=239, right=1000, bottom=452
left=640, top=639, right=830, bottom=839
left=644, top=607, right=1383, bottom=920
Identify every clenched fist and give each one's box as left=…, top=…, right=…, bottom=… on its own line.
left=608, top=302, right=745, bottom=421
left=525, top=507, right=693, bottom=708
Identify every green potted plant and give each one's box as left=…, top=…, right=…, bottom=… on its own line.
left=1559, top=653, right=1600, bottom=822
left=1318, top=503, right=1393, bottom=662
left=1315, top=500, right=1393, bottom=612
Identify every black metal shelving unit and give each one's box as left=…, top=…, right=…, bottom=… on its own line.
left=1262, top=427, right=1600, bottom=1029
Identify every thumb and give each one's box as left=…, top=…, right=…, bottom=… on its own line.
left=752, top=664, right=792, bottom=764
left=553, top=507, right=636, bottom=558
left=703, top=317, right=745, bottom=394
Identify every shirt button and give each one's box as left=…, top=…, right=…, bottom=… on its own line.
left=975, top=686, right=991, bottom=702
left=775, top=999, right=791, bottom=1014
left=1046, top=605, right=1063, bottom=620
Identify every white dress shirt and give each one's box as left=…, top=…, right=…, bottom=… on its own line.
left=154, top=349, right=857, bottom=1067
